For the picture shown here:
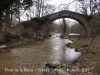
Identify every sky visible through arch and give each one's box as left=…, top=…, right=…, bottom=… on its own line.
left=49, top=0, right=78, bottom=26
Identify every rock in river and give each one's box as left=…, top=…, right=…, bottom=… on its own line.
left=56, top=69, right=71, bottom=75
left=0, top=45, right=7, bottom=49
left=45, top=61, right=61, bottom=68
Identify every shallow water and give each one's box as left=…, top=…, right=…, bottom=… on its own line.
left=0, top=33, right=81, bottom=75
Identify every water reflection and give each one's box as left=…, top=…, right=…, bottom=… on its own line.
left=50, top=34, right=81, bottom=63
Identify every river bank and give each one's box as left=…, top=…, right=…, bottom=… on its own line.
left=69, top=36, right=100, bottom=75
left=51, top=36, right=100, bottom=75
left=0, top=38, right=44, bottom=50
left=0, top=30, right=43, bottom=49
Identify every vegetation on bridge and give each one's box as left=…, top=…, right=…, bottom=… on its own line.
left=20, top=16, right=49, bottom=30
left=82, top=14, right=93, bottom=21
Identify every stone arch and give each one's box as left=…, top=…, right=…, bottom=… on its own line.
left=42, top=10, right=91, bottom=36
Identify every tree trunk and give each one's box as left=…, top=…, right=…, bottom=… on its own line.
left=87, top=36, right=96, bottom=53
left=17, top=0, right=20, bottom=23
left=4, top=8, right=11, bottom=33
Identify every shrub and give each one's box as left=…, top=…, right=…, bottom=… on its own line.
left=91, top=50, right=97, bottom=55
left=81, top=44, right=88, bottom=47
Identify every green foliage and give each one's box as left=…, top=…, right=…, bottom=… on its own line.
left=21, top=16, right=49, bottom=30
left=91, top=49, right=97, bottom=55
left=0, top=16, right=4, bottom=28
left=0, top=0, right=33, bottom=28
left=31, top=17, right=49, bottom=26
left=0, top=20, right=2, bottom=27
left=93, top=65, right=100, bottom=75
left=12, top=0, right=33, bottom=11
left=66, top=43, right=72, bottom=48
left=80, top=44, right=88, bottom=47
left=83, top=14, right=93, bottom=21
left=21, top=21, right=32, bottom=29
left=90, top=16, right=100, bottom=36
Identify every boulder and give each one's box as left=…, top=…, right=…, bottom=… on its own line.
left=45, top=61, right=61, bottom=68
left=0, top=45, right=7, bottom=49
left=56, top=69, right=71, bottom=75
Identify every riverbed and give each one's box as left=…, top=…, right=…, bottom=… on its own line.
left=0, top=33, right=81, bottom=75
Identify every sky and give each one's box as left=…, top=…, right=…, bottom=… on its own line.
left=50, top=0, right=74, bottom=6
left=49, top=0, right=77, bottom=11
left=20, top=0, right=78, bottom=25
left=48, top=0, right=78, bottom=25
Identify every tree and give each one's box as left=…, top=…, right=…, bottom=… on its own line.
left=4, top=8, right=11, bottom=33
left=0, top=0, right=16, bottom=27
left=87, top=14, right=100, bottom=50
left=76, top=0, right=100, bottom=15
left=76, top=0, right=100, bottom=51
left=0, top=0, right=33, bottom=28
left=34, top=0, right=55, bottom=17
left=62, top=18, right=67, bottom=35
left=0, top=0, right=34, bottom=35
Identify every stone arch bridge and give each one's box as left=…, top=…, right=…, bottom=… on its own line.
left=40, top=10, right=92, bottom=36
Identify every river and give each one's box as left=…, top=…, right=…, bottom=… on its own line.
left=0, top=33, right=81, bottom=75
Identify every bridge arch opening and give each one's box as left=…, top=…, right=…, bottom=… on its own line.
left=41, top=10, right=91, bottom=37
left=45, top=17, right=88, bottom=36
left=51, top=18, right=85, bottom=34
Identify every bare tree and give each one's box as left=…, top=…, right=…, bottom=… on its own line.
left=76, top=0, right=100, bottom=51
left=34, top=0, right=55, bottom=17
left=4, top=9, right=11, bottom=33
left=76, top=0, right=100, bottom=15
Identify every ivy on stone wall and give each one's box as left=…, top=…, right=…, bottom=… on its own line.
left=90, top=16, right=100, bottom=36
left=31, top=16, right=49, bottom=26
left=21, top=16, right=49, bottom=30
left=82, top=14, right=93, bottom=21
